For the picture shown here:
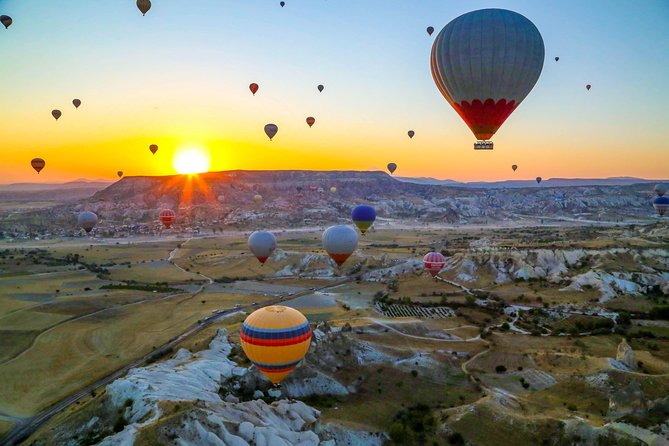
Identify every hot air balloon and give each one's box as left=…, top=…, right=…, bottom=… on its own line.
left=387, top=163, right=397, bottom=174
left=72, top=99, right=81, bottom=108
left=149, top=144, right=158, bottom=155
left=427, top=26, right=434, bottom=36
left=322, top=225, right=358, bottom=266
left=264, top=124, right=278, bottom=141
left=407, top=130, right=415, bottom=139
left=117, top=171, right=123, bottom=178
left=423, top=252, right=446, bottom=277
left=249, top=83, right=259, bottom=95
left=306, top=117, right=315, bottom=128
left=653, top=196, right=669, bottom=217
left=248, top=231, right=277, bottom=264
left=137, top=0, right=151, bottom=15
left=512, top=165, right=518, bottom=172
left=78, top=211, right=98, bottom=234
left=431, top=9, right=545, bottom=150
left=330, top=186, right=337, bottom=193
left=654, top=184, right=668, bottom=197
left=52, top=110, right=62, bottom=121
left=31, top=158, right=45, bottom=174
left=555, top=57, right=559, bottom=62
left=159, top=209, right=176, bottom=228
left=351, top=205, right=376, bottom=234
left=317, top=84, right=324, bottom=93
left=536, top=177, right=542, bottom=184
left=586, top=84, right=591, bottom=91
left=1, top=15, right=12, bottom=29
left=240, top=305, right=311, bottom=385
left=280, top=1, right=286, bottom=6
left=254, top=194, right=263, bottom=204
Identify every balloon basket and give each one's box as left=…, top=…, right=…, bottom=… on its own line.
left=474, top=141, right=493, bottom=150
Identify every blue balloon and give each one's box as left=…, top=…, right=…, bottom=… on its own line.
left=351, top=205, right=376, bottom=233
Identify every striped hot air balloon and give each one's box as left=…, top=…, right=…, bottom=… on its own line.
left=653, top=196, right=669, bottom=217
left=159, top=209, right=176, bottom=228
left=431, top=9, right=544, bottom=148
left=31, top=158, right=46, bottom=174
left=351, top=205, right=376, bottom=234
left=423, top=252, right=446, bottom=277
left=240, top=306, right=312, bottom=385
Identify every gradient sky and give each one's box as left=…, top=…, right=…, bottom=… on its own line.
left=1, top=0, right=668, bottom=183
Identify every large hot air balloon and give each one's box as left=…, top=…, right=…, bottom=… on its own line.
left=431, top=9, right=545, bottom=150
left=248, top=231, right=277, bottom=264
left=78, top=211, right=98, bottom=234
left=264, top=124, right=278, bottom=141
left=306, top=117, right=315, bottom=128
left=159, top=209, right=176, bottom=228
left=52, top=110, right=62, bottom=121
left=317, top=84, right=324, bottom=93
left=240, top=305, right=311, bottom=385
left=423, top=252, right=446, bottom=277
left=654, top=184, right=668, bottom=197
left=249, top=83, right=259, bottom=95
left=72, top=99, right=81, bottom=108
left=586, top=84, right=591, bottom=91
left=653, top=196, right=669, bottom=216
left=407, top=130, right=415, bottom=139
left=254, top=194, right=263, bottom=204
left=117, top=171, right=123, bottom=178
left=137, top=0, right=151, bottom=16
left=322, top=225, right=358, bottom=266
left=149, top=144, right=158, bottom=155
left=330, top=186, right=337, bottom=193
left=426, top=26, right=434, bottom=36
left=536, top=177, right=542, bottom=184
left=512, top=165, right=518, bottom=172
left=31, top=158, right=46, bottom=174
left=351, top=205, right=376, bottom=234
left=387, top=163, right=397, bottom=174
left=1, top=15, right=12, bottom=29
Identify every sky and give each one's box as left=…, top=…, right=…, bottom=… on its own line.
left=0, top=0, right=668, bottom=183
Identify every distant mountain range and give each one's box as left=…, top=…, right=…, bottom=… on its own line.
left=395, top=176, right=665, bottom=188
left=0, top=180, right=111, bottom=192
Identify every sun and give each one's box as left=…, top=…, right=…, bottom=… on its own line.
left=173, top=147, right=211, bottom=174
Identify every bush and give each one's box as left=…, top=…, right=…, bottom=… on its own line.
left=495, top=365, right=507, bottom=373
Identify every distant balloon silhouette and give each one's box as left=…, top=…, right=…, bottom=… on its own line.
left=0, top=15, right=12, bottom=29
left=249, top=83, right=259, bottom=95
left=555, top=56, right=559, bottom=62
left=51, top=110, right=62, bottom=121
left=654, top=184, right=668, bottom=197
left=427, top=26, right=434, bottom=36
left=407, top=130, right=415, bottom=139
left=653, top=196, right=669, bottom=217
left=317, top=84, right=324, bottom=93
left=149, top=144, right=158, bottom=155
left=159, top=209, right=176, bottom=228
left=31, top=158, right=45, bottom=174
left=72, top=99, right=81, bottom=108
left=137, top=0, right=151, bottom=16
left=387, top=163, right=397, bottom=174
left=306, top=116, right=315, bottom=128
left=248, top=231, right=277, bottom=264
left=536, top=177, right=542, bottom=184
left=512, top=165, right=518, bottom=172
left=423, top=252, right=446, bottom=277
left=586, top=84, right=591, bottom=91
left=280, top=1, right=286, bottom=6
left=117, top=171, right=123, bottom=178
left=264, top=123, right=278, bottom=140
left=330, top=186, right=337, bottom=193
left=254, top=194, right=263, bottom=204
left=78, top=211, right=98, bottom=234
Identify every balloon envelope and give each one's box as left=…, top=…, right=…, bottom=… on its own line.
left=322, top=225, right=358, bottom=266
left=264, top=124, right=278, bottom=140
left=52, top=110, right=62, bottom=120
left=0, top=15, right=12, bottom=29
left=306, top=117, right=315, bottom=127
left=248, top=231, right=277, bottom=264
left=424, top=252, right=446, bottom=277
left=586, top=84, right=591, bottom=90
left=254, top=194, right=263, bottom=204
left=427, top=26, right=434, bottom=36
left=654, top=184, right=668, bottom=197
left=280, top=1, right=285, bottom=6
left=137, top=0, right=151, bottom=15
left=240, top=305, right=311, bottom=384
left=431, top=9, right=545, bottom=141
left=555, top=56, right=559, bottom=62
left=159, top=209, right=176, bottom=228
left=149, top=144, right=158, bottom=154
left=31, top=158, right=46, bottom=174
left=72, top=99, right=81, bottom=108
left=330, top=186, right=337, bottom=193
left=117, top=171, right=123, bottom=178
left=317, top=84, right=324, bottom=92
left=512, top=164, right=518, bottom=171
left=653, top=196, right=669, bottom=216
left=78, top=211, right=98, bottom=233
left=387, top=163, right=397, bottom=174
left=407, top=130, right=415, bottom=139
left=249, top=83, right=259, bottom=95
left=536, top=177, right=542, bottom=184
left=351, top=205, right=376, bottom=234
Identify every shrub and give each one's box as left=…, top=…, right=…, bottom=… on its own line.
left=495, top=365, right=507, bottom=373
